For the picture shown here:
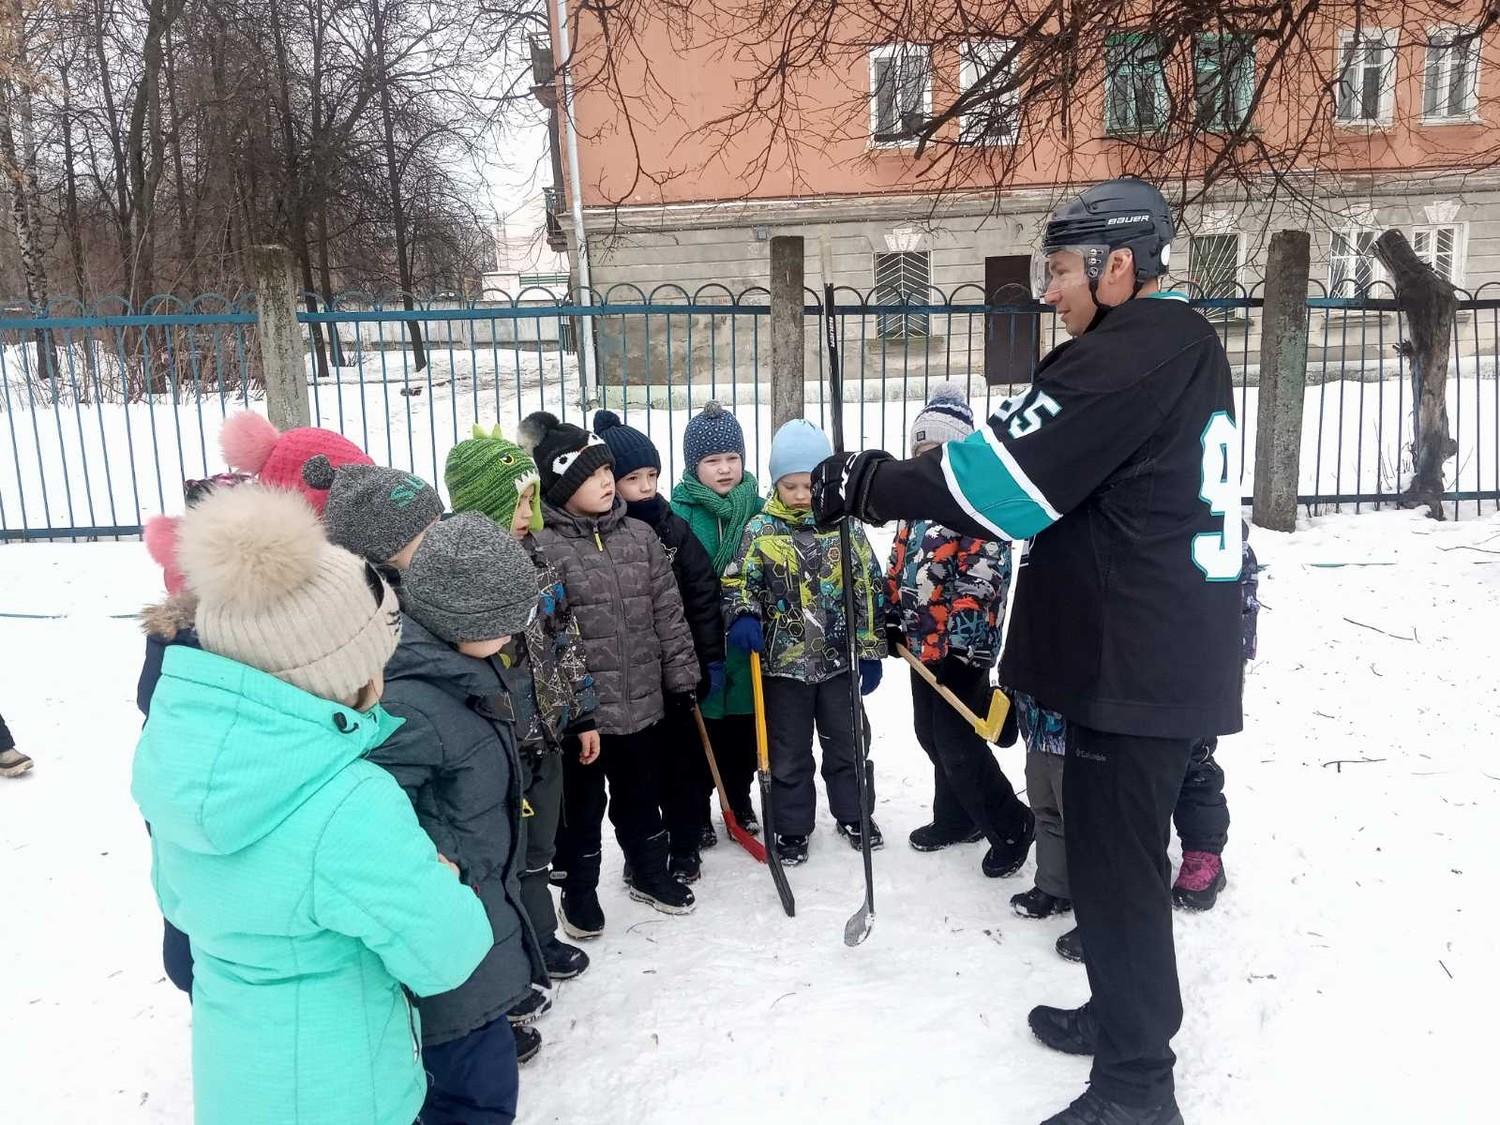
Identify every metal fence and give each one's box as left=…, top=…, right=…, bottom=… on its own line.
left=3, top=284, right=1498, bottom=541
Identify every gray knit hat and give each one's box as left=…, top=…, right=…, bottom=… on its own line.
left=400, top=514, right=541, bottom=643
left=303, top=455, right=444, bottom=564
left=910, top=381, right=975, bottom=453
left=175, top=484, right=402, bottom=704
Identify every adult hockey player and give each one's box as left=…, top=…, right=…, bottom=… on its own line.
left=811, top=178, right=1243, bottom=1125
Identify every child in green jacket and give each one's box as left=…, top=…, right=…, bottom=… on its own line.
left=132, top=485, right=492, bottom=1125
left=722, top=419, right=888, bottom=866
left=670, top=401, right=765, bottom=841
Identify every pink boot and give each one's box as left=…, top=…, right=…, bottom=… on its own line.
left=1172, top=850, right=1226, bottom=910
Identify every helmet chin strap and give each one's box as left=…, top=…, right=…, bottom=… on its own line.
left=1083, top=270, right=1148, bottom=332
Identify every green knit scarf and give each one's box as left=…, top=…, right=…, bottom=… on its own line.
left=671, top=471, right=763, bottom=572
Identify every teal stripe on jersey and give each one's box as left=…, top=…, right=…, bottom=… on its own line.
left=941, top=430, right=1058, bottom=540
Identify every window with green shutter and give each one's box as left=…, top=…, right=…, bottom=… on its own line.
left=1106, top=33, right=1168, bottom=134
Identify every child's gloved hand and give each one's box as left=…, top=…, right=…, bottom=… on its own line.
left=858, top=658, right=883, bottom=696
left=885, top=617, right=907, bottom=657
left=727, top=616, right=764, bottom=653
left=667, top=690, right=697, bottom=715
left=705, top=660, right=726, bottom=697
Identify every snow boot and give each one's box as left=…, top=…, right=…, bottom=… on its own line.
left=625, top=832, right=696, bottom=914
left=1028, top=1001, right=1098, bottom=1056
left=507, top=988, right=552, bottom=1026
left=560, top=889, right=605, bottom=940
left=775, top=834, right=809, bottom=865
left=1055, top=926, right=1084, bottom=963
left=908, top=822, right=984, bottom=851
left=836, top=819, right=884, bottom=851
left=669, top=849, right=702, bottom=884
left=1172, top=850, right=1226, bottom=911
left=699, top=821, right=719, bottom=849
left=513, top=1024, right=543, bottom=1066
left=541, top=936, right=590, bottom=981
left=1039, top=1088, right=1183, bottom=1125
left=982, top=807, right=1036, bottom=878
left=1011, top=886, right=1073, bottom=919
left=735, top=805, right=761, bottom=836
left=0, top=748, right=33, bottom=778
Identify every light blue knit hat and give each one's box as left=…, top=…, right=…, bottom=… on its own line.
left=768, top=419, right=833, bottom=483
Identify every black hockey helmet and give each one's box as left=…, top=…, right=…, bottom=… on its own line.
left=1031, top=177, right=1176, bottom=298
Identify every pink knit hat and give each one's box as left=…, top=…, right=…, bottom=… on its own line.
left=219, top=411, right=372, bottom=515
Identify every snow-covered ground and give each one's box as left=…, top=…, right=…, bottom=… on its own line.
left=1, top=508, right=1495, bottom=1123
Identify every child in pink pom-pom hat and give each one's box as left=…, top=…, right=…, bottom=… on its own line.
left=219, top=411, right=372, bottom=515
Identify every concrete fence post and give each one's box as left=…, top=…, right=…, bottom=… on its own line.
left=770, top=236, right=805, bottom=430
left=1252, top=230, right=1311, bottom=532
left=251, top=244, right=311, bottom=431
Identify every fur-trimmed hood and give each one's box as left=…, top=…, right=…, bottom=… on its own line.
left=141, top=593, right=198, bottom=640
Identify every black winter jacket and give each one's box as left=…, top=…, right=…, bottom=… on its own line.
left=371, top=615, right=546, bottom=1046
left=626, top=495, right=724, bottom=688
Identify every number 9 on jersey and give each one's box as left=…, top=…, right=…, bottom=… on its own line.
left=1192, top=412, right=1243, bottom=582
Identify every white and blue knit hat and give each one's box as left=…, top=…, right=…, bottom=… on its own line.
left=910, top=381, right=974, bottom=454
left=683, top=401, right=745, bottom=472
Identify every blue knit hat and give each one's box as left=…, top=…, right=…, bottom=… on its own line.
left=768, top=419, right=833, bottom=483
left=592, top=410, right=660, bottom=479
left=683, top=401, right=745, bottom=473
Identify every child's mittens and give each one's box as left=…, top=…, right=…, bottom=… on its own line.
left=706, top=660, right=726, bottom=698
left=727, top=616, right=764, bottom=654
left=885, top=615, right=907, bottom=657
left=666, top=690, right=698, bottom=715
left=858, top=659, right=883, bottom=696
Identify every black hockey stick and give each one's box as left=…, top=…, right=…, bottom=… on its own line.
left=822, top=274, right=876, bottom=947
left=749, top=653, right=795, bottom=916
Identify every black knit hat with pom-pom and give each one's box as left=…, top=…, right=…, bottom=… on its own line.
left=518, top=410, right=615, bottom=505
left=591, top=409, right=660, bottom=479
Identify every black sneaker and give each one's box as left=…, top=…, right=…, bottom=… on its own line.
left=1010, top=886, right=1073, bottom=919
left=507, top=988, right=552, bottom=1026
left=836, top=819, right=885, bottom=851
left=1055, top=926, right=1084, bottom=963
left=513, top=1024, right=543, bottom=1066
left=541, top=936, right=590, bottom=981
left=669, top=850, right=702, bottom=884
left=775, top=834, right=809, bottom=865
left=734, top=806, right=761, bottom=836
left=560, top=889, right=605, bottom=940
left=981, top=808, right=1035, bottom=878
left=1028, top=1001, right=1098, bottom=1056
left=1039, top=1087, right=1183, bottom=1125
left=908, top=822, right=984, bottom=851
left=699, top=821, right=719, bottom=849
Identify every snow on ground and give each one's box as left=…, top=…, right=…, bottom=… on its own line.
left=2, top=508, right=1497, bottom=1123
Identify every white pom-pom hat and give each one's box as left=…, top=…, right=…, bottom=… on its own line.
left=175, top=484, right=402, bottom=703
left=910, top=380, right=975, bottom=454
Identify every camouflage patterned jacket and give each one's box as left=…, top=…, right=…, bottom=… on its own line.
left=885, top=519, right=1012, bottom=668
left=722, top=496, right=887, bottom=683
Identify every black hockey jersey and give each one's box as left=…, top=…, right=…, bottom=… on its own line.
left=863, top=294, right=1243, bottom=739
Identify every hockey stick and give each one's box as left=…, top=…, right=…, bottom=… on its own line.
left=822, top=262, right=876, bottom=948
left=894, top=644, right=1011, bottom=742
left=691, top=703, right=767, bottom=863
left=749, top=653, right=795, bottom=916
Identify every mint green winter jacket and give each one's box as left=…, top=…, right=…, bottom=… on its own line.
left=132, top=646, right=494, bottom=1125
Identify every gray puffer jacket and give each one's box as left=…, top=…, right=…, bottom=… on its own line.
left=535, top=498, right=698, bottom=735
left=369, top=615, right=546, bottom=1046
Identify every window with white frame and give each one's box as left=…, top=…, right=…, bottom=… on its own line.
left=1423, top=28, right=1480, bottom=120
left=1195, top=35, right=1256, bottom=131
left=1329, top=228, right=1381, bottom=294
left=1336, top=30, right=1398, bottom=124
left=870, top=44, right=931, bottom=143
left=958, top=38, right=1019, bottom=144
left=1106, top=33, right=1168, bottom=133
left=873, top=251, right=931, bottom=338
left=1189, top=233, right=1243, bottom=300
left=1411, top=225, right=1462, bottom=283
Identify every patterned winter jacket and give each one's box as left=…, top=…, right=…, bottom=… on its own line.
left=1015, top=531, right=1261, bottom=755
left=496, top=537, right=599, bottom=749
left=722, top=496, right=887, bottom=683
left=885, top=519, right=1012, bottom=668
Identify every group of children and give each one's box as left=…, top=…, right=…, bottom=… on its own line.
left=128, top=384, right=1256, bottom=1125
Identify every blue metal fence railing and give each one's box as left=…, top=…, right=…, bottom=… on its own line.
left=3, top=283, right=1497, bottom=542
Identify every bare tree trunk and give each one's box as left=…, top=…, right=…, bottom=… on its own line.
left=371, top=0, right=426, bottom=372
left=1374, top=229, right=1459, bottom=520
left=59, top=60, right=89, bottom=302
left=316, top=200, right=345, bottom=366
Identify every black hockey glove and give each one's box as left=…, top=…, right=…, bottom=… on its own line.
left=811, top=449, right=894, bottom=529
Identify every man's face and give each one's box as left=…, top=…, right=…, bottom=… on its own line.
left=1042, top=247, right=1136, bottom=337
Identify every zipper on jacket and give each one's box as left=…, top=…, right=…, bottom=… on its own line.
left=402, top=988, right=420, bottom=1062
